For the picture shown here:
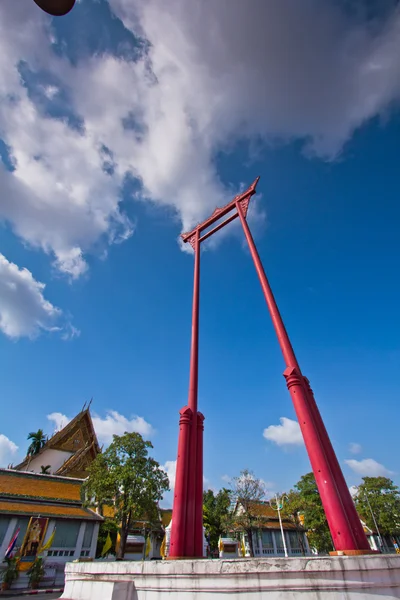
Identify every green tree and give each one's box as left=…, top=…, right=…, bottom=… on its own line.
left=27, top=430, right=47, bottom=456
left=353, top=477, right=400, bottom=536
left=203, top=488, right=231, bottom=552
left=282, top=472, right=333, bottom=554
left=227, top=469, right=266, bottom=557
left=81, top=432, right=169, bottom=559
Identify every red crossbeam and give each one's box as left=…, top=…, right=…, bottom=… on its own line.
left=181, top=176, right=260, bottom=245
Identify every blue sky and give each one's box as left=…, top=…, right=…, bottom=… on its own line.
left=0, top=0, right=399, bottom=504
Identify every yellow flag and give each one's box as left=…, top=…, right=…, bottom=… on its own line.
left=218, top=537, right=224, bottom=552
left=241, top=539, right=246, bottom=557
left=160, top=534, right=167, bottom=559
left=40, top=529, right=56, bottom=552
left=101, top=533, right=112, bottom=557
left=145, top=535, right=152, bottom=558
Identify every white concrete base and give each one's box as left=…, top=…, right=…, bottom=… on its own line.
left=61, top=554, right=400, bottom=600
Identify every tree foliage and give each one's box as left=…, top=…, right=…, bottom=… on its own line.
left=203, top=488, right=231, bottom=551
left=27, top=429, right=47, bottom=456
left=227, top=469, right=267, bottom=556
left=353, top=477, right=400, bottom=536
left=282, top=472, right=333, bottom=554
left=81, top=432, right=169, bottom=559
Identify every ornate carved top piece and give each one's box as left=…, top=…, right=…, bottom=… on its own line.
left=181, top=176, right=260, bottom=246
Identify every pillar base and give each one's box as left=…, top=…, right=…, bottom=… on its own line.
left=166, top=556, right=205, bottom=561
left=329, top=549, right=380, bottom=556
left=63, top=554, right=400, bottom=600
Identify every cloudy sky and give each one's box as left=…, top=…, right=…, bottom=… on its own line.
left=1, top=0, right=399, bottom=502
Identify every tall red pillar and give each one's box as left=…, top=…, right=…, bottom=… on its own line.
left=169, top=407, right=193, bottom=557
left=303, top=377, right=370, bottom=549
left=194, top=412, right=205, bottom=557
left=170, top=230, right=204, bottom=558
left=236, top=199, right=370, bottom=553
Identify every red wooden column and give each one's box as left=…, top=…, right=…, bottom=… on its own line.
left=170, top=229, right=203, bottom=558
left=184, top=229, right=201, bottom=556
left=303, top=377, right=370, bottom=550
left=194, top=412, right=205, bottom=557
left=236, top=199, right=370, bottom=553
left=169, top=407, right=193, bottom=557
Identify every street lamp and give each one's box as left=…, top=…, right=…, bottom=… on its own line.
left=269, top=494, right=289, bottom=558
left=32, top=0, right=76, bottom=16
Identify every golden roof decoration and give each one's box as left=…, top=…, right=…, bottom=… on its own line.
left=14, top=407, right=101, bottom=476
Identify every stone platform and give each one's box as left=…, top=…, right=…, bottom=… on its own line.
left=61, top=554, right=400, bottom=600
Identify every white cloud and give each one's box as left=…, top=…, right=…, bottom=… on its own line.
left=91, top=411, right=154, bottom=444
left=2, top=1, right=400, bottom=277
left=0, top=4, right=133, bottom=278
left=111, top=0, right=400, bottom=160
left=0, top=253, right=71, bottom=339
left=161, top=459, right=210, bottom=492
left=0, top=434, right=18, bottom=467
left=349, top=485, right=358, bottom=498
left=349, top=442, right=362, bottom=455
left=203, top=476, right=212, bottom=491
left=162, top=460, right=177, bottom=489
left=47, top=412, right=71, bottom=433
left=221, top=474, right=231, bottom=483
left=345, top=458, right=394, bottom=477
left=263, top=417, right=303, bottom=447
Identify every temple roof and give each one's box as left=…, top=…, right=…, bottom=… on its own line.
left=15, top=408, right=101, bottom=478
left=0, top=469, right=102, bottom=522
left=55, top=441, right=99, bottom=479
left=233, top=500, right=300, bottom=531
left=0, top=500, right=101, bottom=520
left=45, top=408, right=100, bottom=455
left=0, top=470, right=82, bottom=503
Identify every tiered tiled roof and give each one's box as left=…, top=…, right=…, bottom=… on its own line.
left=0, top=469, right=102, bottom=521
left=235, top=500, right=299, bottom=530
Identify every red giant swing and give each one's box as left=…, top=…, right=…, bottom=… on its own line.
left=168, top=177, right=372, bottom=559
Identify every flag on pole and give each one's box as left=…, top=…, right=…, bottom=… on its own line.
left=160, top=534, right=167, bottom=559
left=5, top=528, right=20, bottom=559
left=218, top=537, right=224, bottom=552
left=101, top=533, right=113, bottom=557
left=241, top=538, right=246, bottom=557
left=145, top=535, right=152, bottom=558
left=40, top=528, right=56, bottom=552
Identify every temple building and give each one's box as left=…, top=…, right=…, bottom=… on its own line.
left=14, top=407, right=101, bottom=479
left=230, top=500, right=311, bottom=557
left=0, top=407, right=103, bottom=590
left=0, top=468, right=102, bottom=589
left=360, top=518, right=400, bottom=554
